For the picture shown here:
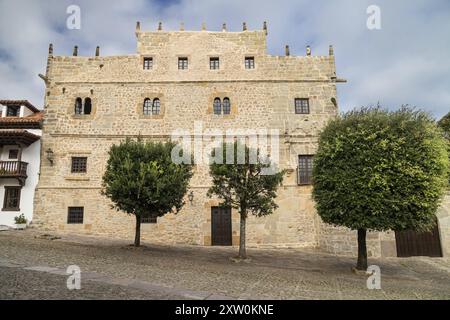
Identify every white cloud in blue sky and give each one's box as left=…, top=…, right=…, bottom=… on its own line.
left=0, top=0, right=449, bottom=118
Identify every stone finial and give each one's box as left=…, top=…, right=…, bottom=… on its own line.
left=222, top=23, right=227, bottom=32
left=243, top=22, right=247, bottom=31
left=158, top=22, right=162, bottom=31
left=73, top=45, right=78, bottom=56
left=180, top=22, right=185, bottom=31
left=263, top=21, right=268, bottom=35
left=306, top=45, right=311, bottom=56
left=201, top=22, right=206, bottom=31
left=329, top=45, right=334, bottom=56
left=48, top=43, right=53, bottom=56
left=95, top=46, right=100, bottom=57
left=285, top=45, right=290, bottom=56
left=136, top=21, right=141, bottom=31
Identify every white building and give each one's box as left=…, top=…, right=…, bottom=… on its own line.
left=0, top=100, right=42, bottom=228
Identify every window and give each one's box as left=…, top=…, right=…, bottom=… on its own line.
left=298, top=155, right=314, bottom=185
left=141, top=216, right=157, bottom=224
left=6, top=105, right=20, bottom=117
left=213, top=98, right=222, bottom=115
left=75, top=98, right=83, bottom=115
left=71, top=157, right=87, bottom=173
left=295, top=98, right=310, bottom=114
left=3, top=187, right=21, bottom=211
left=67, top=207, right=84, bottom=224
left=245, top=57, right=255, bottom=69
left=222, top=98, right=231, bottom=115
left=210, top=57, right=219, bottom=70
left=143, top=98, right=152, bottom=115
left=143, top=57, right=153, bottom=70
left=152, top=98, right=160, bottom=115
left=84, top=98, right=92, bottom=115
left=178, top=57, right=188, bottom=70
left=8, top=149, right=19, bottom=159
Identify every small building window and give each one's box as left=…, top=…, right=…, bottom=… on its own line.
left=143, top=98, right=152, bottom=115
left=143, top=57, right=153, bottom=70
left=141, top=216, right=157, bottom=224
left=298, top=155, right=314, bottom=185
left=223, top=98, right=231, bottom=115
left=245, top=57, right=255, bottom=69
left=8, top=149, right=19, bottom=159
left=71, top=157, right=87, bottom=173
left=6, top=105, right=20, bottom=117
left=210, top=57, right=219, bottom=70
left=295, top=98, right=310, bottom=114
left=84, top=98, right=92, bottom=115
left=178, top=57, right=188, bottom=70
left=75, top=98, right=83, bottom=115
left=67, top=207, right=84, bottom=224
left=213, top=98, right=222, bottom=115
left=3, top=186, right=21, bottom=211
left=152, top=98, right=160, bottom=115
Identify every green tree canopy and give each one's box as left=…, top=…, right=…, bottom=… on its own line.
left=207, top=141, right=285, bottom=259
left=313, top=107, right=449, bottom=270
left=102, top=139, right=193, bottom=246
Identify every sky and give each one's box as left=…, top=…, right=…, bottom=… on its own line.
left=0, top=0, right=449, bottom=119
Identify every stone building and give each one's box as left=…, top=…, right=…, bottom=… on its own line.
left=33, top=22, right=449, bottom=258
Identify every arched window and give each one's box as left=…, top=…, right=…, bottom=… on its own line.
left=75, top=98, right=83, bottom=115
left=84, top=98, right=92, bottom=115
left=213, top=98, right=221, bottom=115
left=223, top=98, right=231, bottom=115
left=152, top=98, right=160, bottom=115
left=143, top=98, right=152, bottom=115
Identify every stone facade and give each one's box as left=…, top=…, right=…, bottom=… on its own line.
left=34, top=23, right=443, bottom=258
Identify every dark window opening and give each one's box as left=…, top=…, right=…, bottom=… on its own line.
left=84, top=98, right=92, bottom=115
left=75, top=98, right=83, bottom=115
left=213, top=98, right=222, bottom=115
left=143, top=57, right=153, bottom=70
left=178, top=57, right=188, bottom=70
left=71, top=157, right=87, bottom=173
left=245, top=57, right=255, bottom=69
left=8, top=149, right=19, bottom=159
left=298, top=155, right=314, bottom=185
left=295, top=98, right=310, bottom=114
left=6, top=105, right=20, bottom=117
left=67, top=207, right=84, bottom=224
left=3, top=186, right=21, bottom=211
left=223, top=98, right=231, bottom=115
left=210, top=57, right=219, bottom=70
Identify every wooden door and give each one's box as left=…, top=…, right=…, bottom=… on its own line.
left=211, top=206, right=232, bottom=246
left=395, top=223, right=443, bottom=257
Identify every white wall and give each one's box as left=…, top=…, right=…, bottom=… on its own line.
left=0, top=135, right=41, bottom=227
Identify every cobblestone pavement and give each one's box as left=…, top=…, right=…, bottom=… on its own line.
left=0, top=229, right=449, bottom=300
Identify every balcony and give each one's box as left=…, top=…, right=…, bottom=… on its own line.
left=0, top=161, right=28, bottom=185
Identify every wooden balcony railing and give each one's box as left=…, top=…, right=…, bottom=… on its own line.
left=0, top=161, right=28, bottom=178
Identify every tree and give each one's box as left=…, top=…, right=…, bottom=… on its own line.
left=102, top=139, right=193, bottom=247
left=313, top=107, right=449, bottom=270
left=207, top=141, right=285, bottom=259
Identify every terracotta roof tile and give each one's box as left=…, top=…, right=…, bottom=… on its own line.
left=0, top=100, right=41, bottom=113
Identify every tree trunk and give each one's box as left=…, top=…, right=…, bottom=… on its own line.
left=356, top=228, right=368, bottom=270
left=239, top=213, right=247, bottom=259
left=134, top=215, right=141, bottom=247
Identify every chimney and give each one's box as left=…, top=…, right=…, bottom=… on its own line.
left=73, top=45, right=78, bottom=56
left=95, top=46, right=100, bottom=57
left=306, top=45, right=311, bottom=56
left=285, top=45, right=290, bottom=56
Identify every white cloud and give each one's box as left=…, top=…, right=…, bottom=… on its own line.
left=0, top=0, right=449, bottom=118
